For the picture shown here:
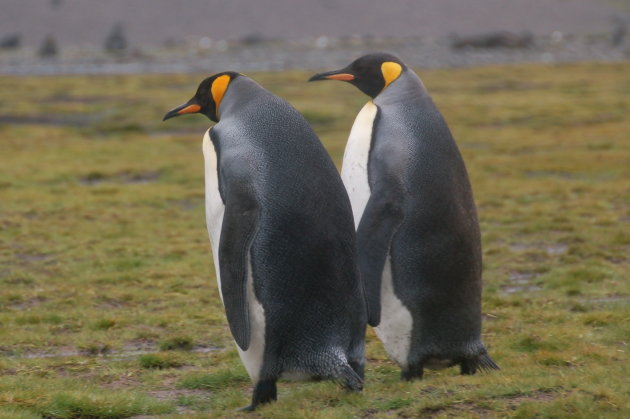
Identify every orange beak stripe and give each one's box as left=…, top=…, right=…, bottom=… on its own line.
left=177, top=104, right=201, bottom=115
left=325, top=73, right=355, bottom=81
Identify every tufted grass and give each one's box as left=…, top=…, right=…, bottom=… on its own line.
left=0, top=62, right=629, bottom=417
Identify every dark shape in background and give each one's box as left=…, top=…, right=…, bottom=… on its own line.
left=38, top=35, right=59, bottom=58
left=451, top=31, right=534, bottom=50
left=0, top=33, right=21, bottom=50
left=104, top=23, right=128, bottom=54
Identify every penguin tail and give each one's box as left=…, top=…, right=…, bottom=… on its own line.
left=477, top=353, right=500, bottom=372
left=338, top=363, right=363, bottom=392
left=316, top=350, right=363, bottom=391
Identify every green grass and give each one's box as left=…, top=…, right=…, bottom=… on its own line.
left=1, top=62, right=629, bottom=417
left=178, top=370, right=249, bottom=391
left=139, top=353, right=185, bottom=370
left=159, top=336, right=194, bottom=351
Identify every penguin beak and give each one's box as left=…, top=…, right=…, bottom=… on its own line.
left=308, top=70, right=355, bottom=82
left=162, top=100, right=201, bottom=121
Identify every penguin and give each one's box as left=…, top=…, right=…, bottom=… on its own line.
left=163, top=72, right=366, bottom=410
left=309, top=53, right=498, bottom=380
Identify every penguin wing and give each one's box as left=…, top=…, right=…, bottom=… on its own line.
left=218, top=177, right=259, bottom=351
left=356, top=183, right=404, bottom=327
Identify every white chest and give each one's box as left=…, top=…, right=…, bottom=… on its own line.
left=342, top=103, right=415, bottom=368
left=341, top=101, right=378, bottom=229
left=202, top=130, right=226, bottom=300
left=202, top=131, right=266, bottom=383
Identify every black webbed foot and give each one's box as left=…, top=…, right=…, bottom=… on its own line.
left=401, top=363, right=424, bottom=381
left=239, top=379, right=277, bottom=411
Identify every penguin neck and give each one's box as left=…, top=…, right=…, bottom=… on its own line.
left=373, top=70, right=430, bottom=107
left=216, top=76, right=265, bottom=120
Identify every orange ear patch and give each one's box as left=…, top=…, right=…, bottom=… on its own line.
left=381, top=62, right=402, bottom=88
left=211, top=75, right=231, bottom=113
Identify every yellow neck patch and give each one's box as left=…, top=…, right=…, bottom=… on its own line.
left=381, top=62, right=402, bottom=89
left=211, top=75, right=231, bottom=114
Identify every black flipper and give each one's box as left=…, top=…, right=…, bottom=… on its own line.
left=218, top=178, right=259, bottom=351
left=356, top=184, right=404, bottom=326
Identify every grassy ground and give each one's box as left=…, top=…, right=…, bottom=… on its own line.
left=0, top=62, right=628, bottom=418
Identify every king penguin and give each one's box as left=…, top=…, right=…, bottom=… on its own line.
left=309, top=53, right=498, bottom=380
left=163, top=72, right=366, bottom=410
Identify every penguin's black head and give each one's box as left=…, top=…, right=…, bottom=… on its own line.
left=163, top=71, right=241, bottom=123
left=308, top=53, right=406, bottom=98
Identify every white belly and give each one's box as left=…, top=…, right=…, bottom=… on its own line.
left=202, top=130, right=266, bottom=383
left=202, top=130, right=225, bottom=300
left=341, top=101, right=378, bottom=229
left=341, top=104, right=413, bottom=365
left=374, top=258, right=413, bottom=368
left=236, top=256, right=266, bottom=383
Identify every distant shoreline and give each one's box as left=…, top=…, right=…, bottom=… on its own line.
left=1, top=34, right=628, bottom=75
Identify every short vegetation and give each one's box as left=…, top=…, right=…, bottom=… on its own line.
left=0, top=63, right=628, bottom=417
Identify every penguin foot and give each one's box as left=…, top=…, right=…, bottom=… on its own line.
left=349, top=360, right=365, bottom=381
left=342, top=382, right=363, bottom=392
left=401, top=364, right=424, bottom=381
left=340, top=363, right=364, bottom=392
left=460, top=359, right=477, bottom=375
left=241, top=379, right=277, bottom=411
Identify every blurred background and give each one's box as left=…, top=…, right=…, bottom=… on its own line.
left=1, top=0, right=629, bottom=74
